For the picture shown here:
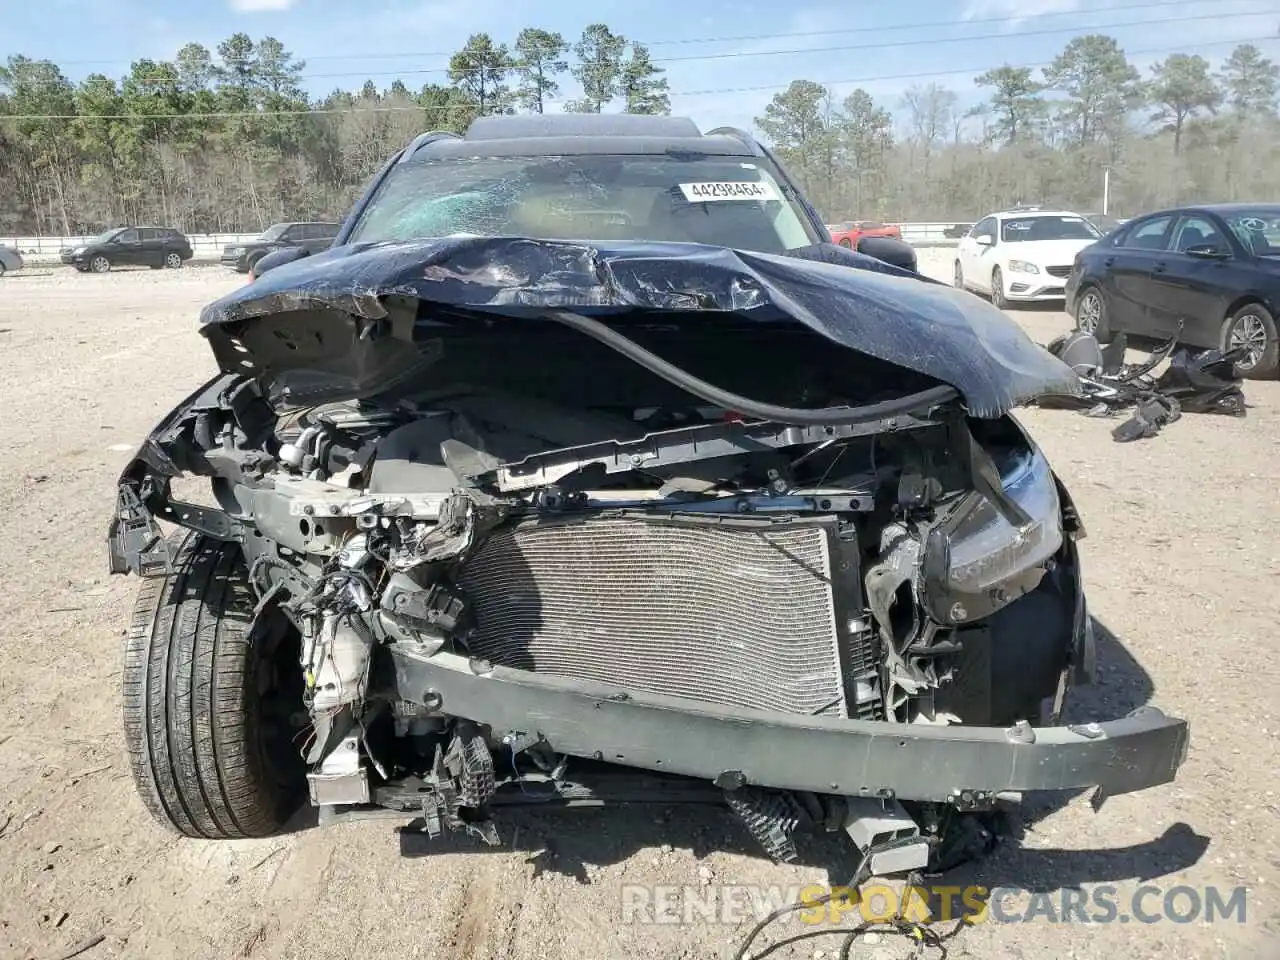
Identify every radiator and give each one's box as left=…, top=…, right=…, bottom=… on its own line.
left=456, top=514, right=851, bottom=716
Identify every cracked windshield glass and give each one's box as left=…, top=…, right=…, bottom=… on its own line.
left=348, top=156, right=817, bottom=252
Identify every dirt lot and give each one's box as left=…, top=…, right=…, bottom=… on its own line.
left=0, top=255, right=1276, bottom=960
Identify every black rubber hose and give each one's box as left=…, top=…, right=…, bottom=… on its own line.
left=544, top=309, right=959, bottom=426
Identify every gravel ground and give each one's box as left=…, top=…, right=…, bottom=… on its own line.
left=0, top=255, right=1276, bottom=960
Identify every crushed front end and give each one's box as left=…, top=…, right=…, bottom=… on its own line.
left=108, top=238, right=1189, bottom=871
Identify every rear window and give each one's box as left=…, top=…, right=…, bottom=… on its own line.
left=346, top=154, right=820, bottom=254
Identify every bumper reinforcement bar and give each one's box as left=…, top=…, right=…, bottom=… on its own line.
left=389, top=649, right=1189, bottom=805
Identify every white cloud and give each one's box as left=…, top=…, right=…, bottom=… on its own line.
left=229, top=0, right=297, bottom=11
left=962, top=0, right=1082, bottom=30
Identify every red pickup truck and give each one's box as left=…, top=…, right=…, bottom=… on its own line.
left=826, top=220, right=902, bottom=247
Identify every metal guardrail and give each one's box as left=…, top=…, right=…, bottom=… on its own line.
left=2, top=223, right=968, bottom=265
left=2, top=233, right=261, bottom=264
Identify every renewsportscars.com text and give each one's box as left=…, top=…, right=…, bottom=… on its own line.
left=620, top=883, right=1248, bottom=926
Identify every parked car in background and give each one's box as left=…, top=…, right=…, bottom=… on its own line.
left=1082, top=212, right=1125, bottom=236
left=0, top=245, right=23, bottom=276
left=221, top=221, right=340, bottom=273
left=61, top=227, right=192, bottom=273
left=826, top=220, right=901, bottom=248
left=954, top=208, right=1103, bottom=308
left=1066, top=203, right=1280, bottom=378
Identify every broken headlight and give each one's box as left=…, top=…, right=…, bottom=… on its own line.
left=919, top=446, right=1064, bottom=625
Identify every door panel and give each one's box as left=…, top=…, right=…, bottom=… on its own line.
left=1107, top=215, right=1175, bottom=336
left=113, top=229, right=142, bottom=265
left=1146, top=215, right=1236, bottom=346
left=964, top=217, right=998, bottom=291
left=138, top=228, right=163, bottom=266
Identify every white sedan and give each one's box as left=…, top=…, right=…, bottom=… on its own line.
left=953, top=209, right=1103, bottom=308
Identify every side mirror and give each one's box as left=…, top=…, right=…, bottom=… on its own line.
left=856, top=235, right=918, bottom=273
left=1185, top=244, right=1228, bottom=260
left=975, top=234, right=994, bottom=246
left=252, top=245, right=312, bottom=280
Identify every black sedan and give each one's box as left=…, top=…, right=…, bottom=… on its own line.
left=1065, top=203, right=1280, bottom=378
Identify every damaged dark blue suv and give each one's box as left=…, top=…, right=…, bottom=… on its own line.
left=108, top=114, right=1188, bottom=875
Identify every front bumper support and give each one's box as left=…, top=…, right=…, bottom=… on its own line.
left=390, top=649, right=1189, bottom=806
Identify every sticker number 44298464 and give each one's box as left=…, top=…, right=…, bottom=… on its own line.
left=678, top=181, right=779, bottom=202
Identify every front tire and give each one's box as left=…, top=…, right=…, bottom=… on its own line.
left=90, top=255, right=111, bottom=273
left=1222, top=302, right=1279, bottom=379
left=165, top=252, right=183, bottom=269
left=123, top=532, right=306, bottom=838
left=1073, top=284, right=1111, bottom=341
left=991, top=267, right=1010, bottom=310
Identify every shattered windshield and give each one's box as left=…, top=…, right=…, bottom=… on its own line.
left=1000, top=216, right=1101, bottom=243
left=1223, top=209, right=1280, bottom=256
left=346, top=155, right=819, bottom=254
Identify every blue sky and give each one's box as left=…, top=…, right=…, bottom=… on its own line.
left=10, top=0, right=1280, bottom=135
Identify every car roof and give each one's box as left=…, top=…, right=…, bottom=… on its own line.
left=991, top=209, right=1082, bottom=220
left=1134, top=203, right=1280, bottom=218
left=404, top=114, right=762, bottom=160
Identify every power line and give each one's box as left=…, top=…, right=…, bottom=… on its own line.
left=0, top=34, right=1262, bottom=123
left=26, top=0, right=1252, bottom=69
left=48, top=5, right=1279, bottom=88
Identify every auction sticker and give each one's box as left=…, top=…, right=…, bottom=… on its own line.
left=678, top=181, right=779, bottom=202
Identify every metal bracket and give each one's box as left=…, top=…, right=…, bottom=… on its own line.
left=108, top=484, right=174, bottom=577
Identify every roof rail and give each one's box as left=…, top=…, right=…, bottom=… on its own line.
left=399, top=130, right=463, bottom=163
left=705, top=126, right=765, bottom=156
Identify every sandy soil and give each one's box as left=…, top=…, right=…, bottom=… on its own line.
left=0, top=256, right=1276, bottom=960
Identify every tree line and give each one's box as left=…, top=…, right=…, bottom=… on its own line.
left=0, top=26, right=1276, bottom=237
left=763, top=37, right=1280, bottom=224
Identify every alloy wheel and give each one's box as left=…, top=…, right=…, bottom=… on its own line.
left=165, top=252, right=182, bottom=269
left=1228, top=312, right=1269, bottom=370
left=90, top=255, right=110, bottom=273
left=1077, top=291, right=1102, bottom=335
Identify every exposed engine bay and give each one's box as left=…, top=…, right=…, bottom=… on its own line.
left=109, top=236, right=1189, bottom=874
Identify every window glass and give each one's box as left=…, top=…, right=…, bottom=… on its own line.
left=1220, top=208, right=1280, bottom=256
left=346, top=155, right=820, bottom=254
left=1172, top=216, right=1228, bottom=253
left=999, top=215, right=1100, bottom=243
left=1120, top=216, right=1173, bottom=251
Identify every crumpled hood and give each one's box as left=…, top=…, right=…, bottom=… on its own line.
left=199, top=236, right=1081, bottom=419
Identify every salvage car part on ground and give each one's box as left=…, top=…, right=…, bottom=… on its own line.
left=108, top=116, right=1190, bottom=880
left=1041, top=330, right=1246, bottom=441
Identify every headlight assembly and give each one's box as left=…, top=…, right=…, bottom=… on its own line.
left=1007, top=259, right=1040, bottom=274
left=919, top=445, right=1064, bottom=625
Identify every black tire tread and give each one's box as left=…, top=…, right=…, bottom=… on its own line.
left=123, top=531, right=292, bottom=839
